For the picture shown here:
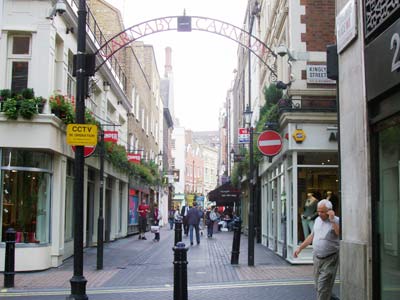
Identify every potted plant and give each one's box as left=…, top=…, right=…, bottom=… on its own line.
left=49, top=93, right=75, bottom=124
left=3, top=98, right=18, bottom=120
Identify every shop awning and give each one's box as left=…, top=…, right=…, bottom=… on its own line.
left=207, top=183, right=241, bottom=206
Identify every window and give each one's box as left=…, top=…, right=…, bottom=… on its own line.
left=67, top=51, right=76, bottom=99
left=1, top=149, right=52, bottom=244
left=8, top=35, right=31, bottom=93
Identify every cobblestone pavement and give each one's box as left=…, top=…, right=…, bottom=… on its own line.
left=0, top=227, right=339, bottom=299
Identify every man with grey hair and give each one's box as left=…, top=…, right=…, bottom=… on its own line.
left=294, top=199, right=340, bottom=300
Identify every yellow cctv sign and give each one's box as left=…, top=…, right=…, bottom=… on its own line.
left=66, top=124, right=98, bottom=146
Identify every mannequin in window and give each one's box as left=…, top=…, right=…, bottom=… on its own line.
left=326, top=190, right=339, bottom=213
left=301, top=192, right=318, bottom=239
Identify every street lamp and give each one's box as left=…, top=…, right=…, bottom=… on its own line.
left=243, top=104, right=255, bottom=266
left=230, top=148, right=235, bottom=177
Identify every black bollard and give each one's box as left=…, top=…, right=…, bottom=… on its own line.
left=173, top=242, right=188, bottom=300
left=174, top=219, right=182, bottom=246
left=231, top=218, right=242, bottom=265
left=4, top=228, right=16, bottom=288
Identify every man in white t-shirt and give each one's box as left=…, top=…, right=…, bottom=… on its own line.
left=294, top=199, right=340, bottom=300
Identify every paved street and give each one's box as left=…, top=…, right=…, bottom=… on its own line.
left=0, top=227, right=339, bottom=299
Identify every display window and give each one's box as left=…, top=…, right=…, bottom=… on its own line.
left=297, top=152, right=339, bottom=243
left=1, top=149, right=52, bottom=244
left=376, top=121, right=400, bottom=299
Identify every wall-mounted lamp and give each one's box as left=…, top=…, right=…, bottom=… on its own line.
left=103, top=81, right=110, bottom=92
left=47, top=0, right=67, bottom=20
left=66, top=27, right=74, bottom=34
left=275, top=80, right=291, bottom=90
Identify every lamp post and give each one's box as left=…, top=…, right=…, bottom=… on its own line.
left=230, top=148, right=235, bottom=177
left=243, top=104, right=254, bottom=266
left=97, top=129, right=104, bottom=270
left=69, top=0, right=88, bottom=298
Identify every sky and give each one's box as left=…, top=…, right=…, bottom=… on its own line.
left=106, top=0, right=248, bottom=131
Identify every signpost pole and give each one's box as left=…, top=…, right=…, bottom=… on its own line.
left=69, top=0, right=88, bottom=298
left=97, top=129, right=104, bottom=270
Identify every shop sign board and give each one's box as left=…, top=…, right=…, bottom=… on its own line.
left=66, top=124, right=98, bottom=146
left=127, top=153, right=141, bottom=164
left=365, top=17, right=400, bottom=101
left=104, top=130, right=118, bottom=143
left=238, top=127, right=250, bottom=143
left=257, top=130, right=283, bottom=156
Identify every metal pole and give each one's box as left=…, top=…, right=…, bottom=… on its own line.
left=97, top=130, right=104, bottom=270
left=247, top=4, right=255, bottom=267
left=173, top=242, right=188, bottom=300
left=231, top=218, right=242, bottom=264
left=69, top=0, right=88, bottom=298
left=174, top=219, right=183, bottom=246
left=4, top=228, right=16, bottom=288
left=248, top=126, right=255, bottom=266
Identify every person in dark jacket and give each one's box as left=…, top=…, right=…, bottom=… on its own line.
left=186, top=202, right=203, bottom=246
left=181, top=205, right=189, bottom=236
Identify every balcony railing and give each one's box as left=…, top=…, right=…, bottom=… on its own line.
left=69, top=0, right=128, bottom=92
left=277, top=97, right=337, bottom=114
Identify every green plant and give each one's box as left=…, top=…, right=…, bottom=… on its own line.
left=19, top=98, right=38, bottom=119
left=3, top=98, right=18, bottom=119
left=49, top=93, right=75, bottom=124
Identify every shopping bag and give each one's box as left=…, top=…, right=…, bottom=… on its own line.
left=151, top=225, right=160, bottom=233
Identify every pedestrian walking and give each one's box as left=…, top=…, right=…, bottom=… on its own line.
left=186, top=201, right=203, bottom=246
left=207, top=207, right=219, bottom=237
left=152, top=203, right=161, bottom=242
left=168, top=208, right=175, bottom=230
left=294, top=199, right=340, bottom=300
left=181, top=205, right=189, bottom=236
left=137, top=196, right=150, bottom=240
left=174, top=206, right=182, bottom=222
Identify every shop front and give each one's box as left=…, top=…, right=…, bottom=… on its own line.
left=260, top=120, right=339, bottom=263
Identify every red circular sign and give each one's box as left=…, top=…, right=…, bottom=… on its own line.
left=71, top=145, right=97, bottom=158
left=257, top=130, right=283, bottom=156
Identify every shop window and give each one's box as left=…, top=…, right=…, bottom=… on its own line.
left=64, top=160, right=74, bottom=241
left=297, top=152, right=338, bottom=165
left=378, top=123, right=400, bottom=299
left=297, top=167, right=339, bottom=244
left=1, top=149, right=51, bottom=244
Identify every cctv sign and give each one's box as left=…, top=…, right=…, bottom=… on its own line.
left=66, top=124, right=98, bottom=146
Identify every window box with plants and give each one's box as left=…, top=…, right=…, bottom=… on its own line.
left=0, top=88, right=46, bottom=120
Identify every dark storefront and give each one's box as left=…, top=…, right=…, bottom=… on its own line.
left=365, top=2, right=400, bottom=299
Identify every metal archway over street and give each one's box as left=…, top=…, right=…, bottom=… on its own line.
left=94, top=15, right=277, bottom=78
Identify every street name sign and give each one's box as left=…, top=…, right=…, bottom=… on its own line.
left=257, top=130, right=283, bottom=156
left=66, top=124, right=98, bottom=146
left=238, top=127, right=250, bottom=143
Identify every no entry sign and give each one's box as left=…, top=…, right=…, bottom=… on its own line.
left=257, top=130, right=283, bottom=156
left=72, top=145, right=96, bottom=158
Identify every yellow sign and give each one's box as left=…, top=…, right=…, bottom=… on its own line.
left=292, top=129, right=306, bottom=143
left=66, top=124, right=98, bottom=146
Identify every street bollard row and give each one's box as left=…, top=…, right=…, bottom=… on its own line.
left=231, top=218, right=242, bottom=265
left=173, top=242, right=188, bottom=300
left=4, top=228, right=16, bottom=288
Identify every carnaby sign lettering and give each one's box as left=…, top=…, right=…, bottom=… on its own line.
left=95, top=16, right=277, bottom=75
left=127, top=153, right=141, bottom=164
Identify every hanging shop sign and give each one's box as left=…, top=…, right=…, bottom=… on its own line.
left=173, top=169, right=180, bottom=182
left=292, top=129, right=306, bottom=143
left=257, top=130, right=283, bottom=156
left=127, top=153, right=141, bottom=164
left=66, top=124, right=98, bottom=146
left=238, top=127, right=250, bottom=143
left=103, top=130, right=118, bottom=143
